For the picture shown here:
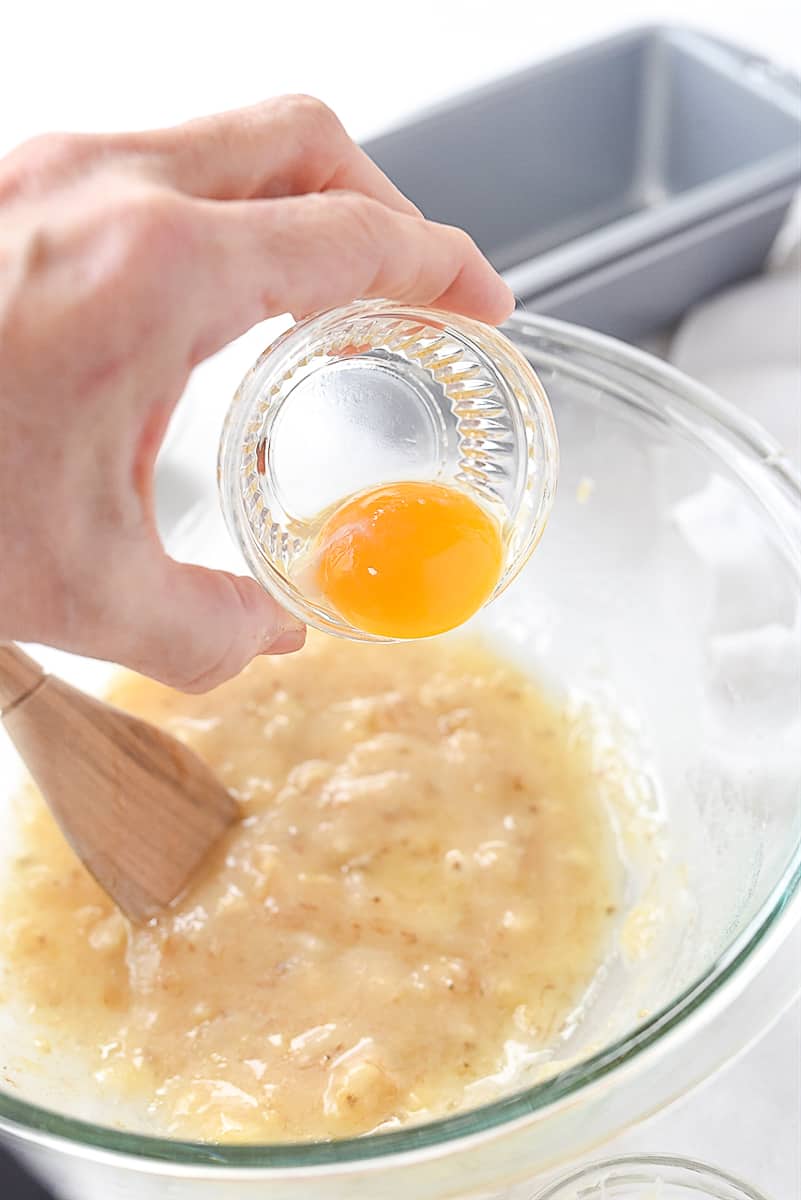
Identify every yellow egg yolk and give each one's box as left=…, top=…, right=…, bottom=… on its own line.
left=315, top=481, right=504, bottom=639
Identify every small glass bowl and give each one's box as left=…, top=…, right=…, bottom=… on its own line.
left=218, top=300, right=558, bottom=640
left=532, top=1155, right=769, bottom=1200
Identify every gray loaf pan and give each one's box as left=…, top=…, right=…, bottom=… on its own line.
left=364, top=26, right=801, bottom=340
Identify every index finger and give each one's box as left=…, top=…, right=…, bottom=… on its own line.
left=140, top=95, right=422, bottom=216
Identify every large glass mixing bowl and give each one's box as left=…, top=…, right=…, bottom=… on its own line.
left=0, top=315, right=799, bottom=1200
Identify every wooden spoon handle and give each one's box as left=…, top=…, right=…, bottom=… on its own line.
left=0, top=643, right=46, bottom=716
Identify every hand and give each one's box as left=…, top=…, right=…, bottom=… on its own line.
left=0, top=96, right=513, bottom=690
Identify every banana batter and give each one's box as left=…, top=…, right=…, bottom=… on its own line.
left=1, top=636, right=619, bottom=1141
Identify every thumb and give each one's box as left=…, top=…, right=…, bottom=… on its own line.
left=113, top=558, right=305, bottom=691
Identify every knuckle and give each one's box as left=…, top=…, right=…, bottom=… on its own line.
left=263, top=95, right=349, bottom=193
left=282, top=93, right=342, bottom=138
left=116, top=188, right=174, bottom=240
left=279, top=94, right=347, bottom=171
left=0, top=132, right=97, bottom=199
left=112, top=188, right=196, bottom=269
left=14, top=131, right=90, bottom=171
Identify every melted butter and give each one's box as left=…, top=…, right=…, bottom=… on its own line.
left=1, top=636, right=620, bottom=1141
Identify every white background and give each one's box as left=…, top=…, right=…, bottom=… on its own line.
left=2, top=2, right=800, bottom=1198
left=1, top=0, right=801, bottom=150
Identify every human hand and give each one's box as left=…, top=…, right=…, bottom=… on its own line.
left=0, top=96, right=513, bottom=690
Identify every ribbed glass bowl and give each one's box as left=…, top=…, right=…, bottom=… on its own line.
left=0, top=315, right=799, bottom=1200
left=217, top=301, right=558, bottom=639
left=532, top=1155, right=769, bottom=1199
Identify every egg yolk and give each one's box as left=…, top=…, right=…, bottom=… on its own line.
left=315, top=481, right=504, bottom=639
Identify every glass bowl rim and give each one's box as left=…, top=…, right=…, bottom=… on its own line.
left=530, top=1152, right=769, bottom=1199
left=1, top=314, right=799, bottom=1171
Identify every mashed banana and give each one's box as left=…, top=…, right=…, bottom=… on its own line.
left=1, top=636, right=619, bottom=1141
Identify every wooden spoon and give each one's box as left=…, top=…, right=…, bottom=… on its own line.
left=0, top=643, right=239, bottom=923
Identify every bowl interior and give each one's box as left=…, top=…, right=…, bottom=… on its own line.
left=217, top=302, right=558, bottom=640
left=0, top=316, right=799, bottom=1166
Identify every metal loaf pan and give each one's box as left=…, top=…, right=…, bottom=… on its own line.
left=364, top=26, right=801, bottom=340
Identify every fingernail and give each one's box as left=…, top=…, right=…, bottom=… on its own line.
left=263, top=627, right=306, bottom=655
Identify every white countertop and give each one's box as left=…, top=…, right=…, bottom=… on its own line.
left=581, top=1002, right=800, bottom=1198
left=2, top=4, right=800, bottom=1197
